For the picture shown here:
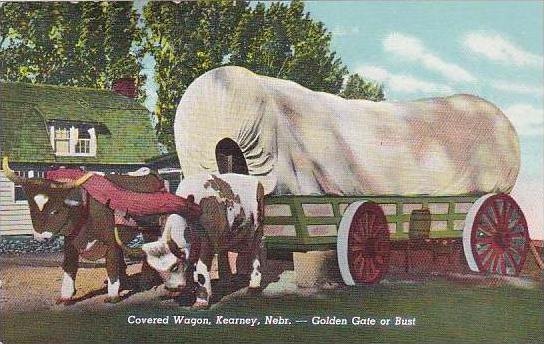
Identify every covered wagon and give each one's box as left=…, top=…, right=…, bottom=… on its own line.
left=174, top=66, right=529, bottom=284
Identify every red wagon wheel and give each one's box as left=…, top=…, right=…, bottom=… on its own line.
left=463, top=194, right=529, bottom=276
left=337, top=201, right=390, bottom=285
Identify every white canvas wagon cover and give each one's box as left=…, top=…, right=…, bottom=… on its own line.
left=174, top=66, right=520, bottom=196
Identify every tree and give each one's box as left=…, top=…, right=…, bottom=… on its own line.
left=230, top=1, right=347, bottom=93
left=141, top=1, right=249, bottom=149
left=340, top=73, right=385, bottom=102
left=143, top=0, right=351, bottom=149
left=0, top=2, right=140, bottom=88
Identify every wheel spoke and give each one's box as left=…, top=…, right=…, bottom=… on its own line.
left=476, top=226, right=495, bottom=238
left=350, top=245, right=365, bottom=253
left=491, top=200, right=502, bottom=227
left=481, top=213, right=498, bottom=232
left=507, top=247, right=522, bottom=264
left=363, top=212, right=369, bottom=235
left=491, top=254, right=499, bottom=274
left=367, top=259, right=378, bottom=280
left=505, top=250, right=520, bottom=268
left=490, top=251, right=501, bottom=272
left=476, top=243, right=491, bottom=255
left=492, top=200, right=503, bottom=228
left=475, top=236, right=493, bottom=245
left=369, top=214, right=376, bottom=234
left=507, top=210, right=521, bottom=230
left=481, top=249, right=498, bottom=271
left=486, top=207, right=499, bottom=229
left=503, top=201, right=513, bottom=228
left=476, top=243, right=493, bottom=258
left=511, top=237, right=527, bottom=247
left=359, top=258, right=369, bottom=276
left=499, top=252, right=506, bottom=273
left=503, top=252, right=515, bottom=274
left=354, top=254, right=364, bottom=267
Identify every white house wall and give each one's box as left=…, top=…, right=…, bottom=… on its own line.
left=0, top=171, right=34, bottom=236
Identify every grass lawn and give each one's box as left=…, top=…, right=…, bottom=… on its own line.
left=1, top=278, right=542, bottom=344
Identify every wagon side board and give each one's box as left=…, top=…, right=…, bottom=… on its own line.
left=263, top=194, right=482, bottom=252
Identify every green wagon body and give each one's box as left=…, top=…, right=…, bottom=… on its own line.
left=262, top=193, right=530, bottom=284
left=263, top=194, right=482, bottom=252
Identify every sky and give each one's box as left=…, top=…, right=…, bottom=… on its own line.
left=140, top=1, right=543, bottom=237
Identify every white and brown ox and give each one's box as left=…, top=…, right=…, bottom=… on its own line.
left=117, top=173, right=265, bottom=309
left=2, top=157, right=200, bottom=304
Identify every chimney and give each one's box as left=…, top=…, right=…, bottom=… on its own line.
left=112, top=78, right=137, bottom=98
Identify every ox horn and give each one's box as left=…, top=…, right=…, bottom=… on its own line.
left=2, top=157, right=27, bottom=184
left=165, top=223, right=186, bottom=259
left=3, top=157, right=93, bottom=188
left=114, top=227, right=145, bottom=259
left=50, top=172, right=94, bottom=189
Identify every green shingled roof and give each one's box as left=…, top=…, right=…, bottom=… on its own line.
left=0, top=82, right=159, bottom=164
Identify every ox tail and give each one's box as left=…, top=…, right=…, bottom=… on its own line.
left=256, top=182, right=265, bottom=227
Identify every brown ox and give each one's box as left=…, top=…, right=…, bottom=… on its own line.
left=2, top=157, right=200, bottom=304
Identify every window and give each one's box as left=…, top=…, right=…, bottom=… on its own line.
left=13, top=170, right=45, bottom=202
left=54, top=128, right=70, bottom=154
left=75, top=130, right=91, bottom=154
left=50, top=125, right=96, bottom=156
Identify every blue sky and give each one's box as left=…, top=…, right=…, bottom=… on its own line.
left=304, top=1, right=543, bottom=179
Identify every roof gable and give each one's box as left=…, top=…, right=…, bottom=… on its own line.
left=0, top=82, right=159, bottom=164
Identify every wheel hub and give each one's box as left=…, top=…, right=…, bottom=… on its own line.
left=493, top=231, right=510, bottom=249
left=362, top=238, right=377, bottom=258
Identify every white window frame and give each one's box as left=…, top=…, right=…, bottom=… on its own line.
left=11, top=170, right=44, bottom=204
left=50, top=125, right=97, bottom=157
left=75, top=137, right=91, bottom=154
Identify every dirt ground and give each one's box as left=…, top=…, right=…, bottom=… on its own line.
left=1, top=247, right=542, bottom=315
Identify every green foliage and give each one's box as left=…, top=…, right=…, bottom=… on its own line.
left=0, top=2, right=139, bottom=88
left=140, top=0, right=249, bottom=149
left=142, top=0, right=350, bottom=149
left=340, top=73, right=385, bottom=101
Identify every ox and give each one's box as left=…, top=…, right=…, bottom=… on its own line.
left=2, top=157, right=200, bottom=304
left=117, top=174, right=265, bottom=309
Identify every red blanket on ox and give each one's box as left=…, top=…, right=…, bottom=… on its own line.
left=46, top=169, right=201, bottom=220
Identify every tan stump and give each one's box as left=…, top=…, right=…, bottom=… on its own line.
left=293, top=250, right=342, bottom=288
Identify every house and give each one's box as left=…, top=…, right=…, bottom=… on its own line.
left=0, top=80, right=160, bottom=236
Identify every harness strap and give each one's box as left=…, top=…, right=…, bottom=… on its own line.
left=67, top=188, right=90, bottom=239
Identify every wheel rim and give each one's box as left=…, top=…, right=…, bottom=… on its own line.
left=347, top=202, right=390, bottom=284
left=470, top=194, right=529, bottom=275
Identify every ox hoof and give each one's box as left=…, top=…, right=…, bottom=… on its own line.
left=191, top=299, right=209, bottom=310
left=55, top=297, right=75, bottom=306
left=104, top=296, right=122, bottom=304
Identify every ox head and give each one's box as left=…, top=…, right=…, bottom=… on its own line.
left=2, top=157, right=93, bottom=240
left=115, top=214, right=190, bottom=294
